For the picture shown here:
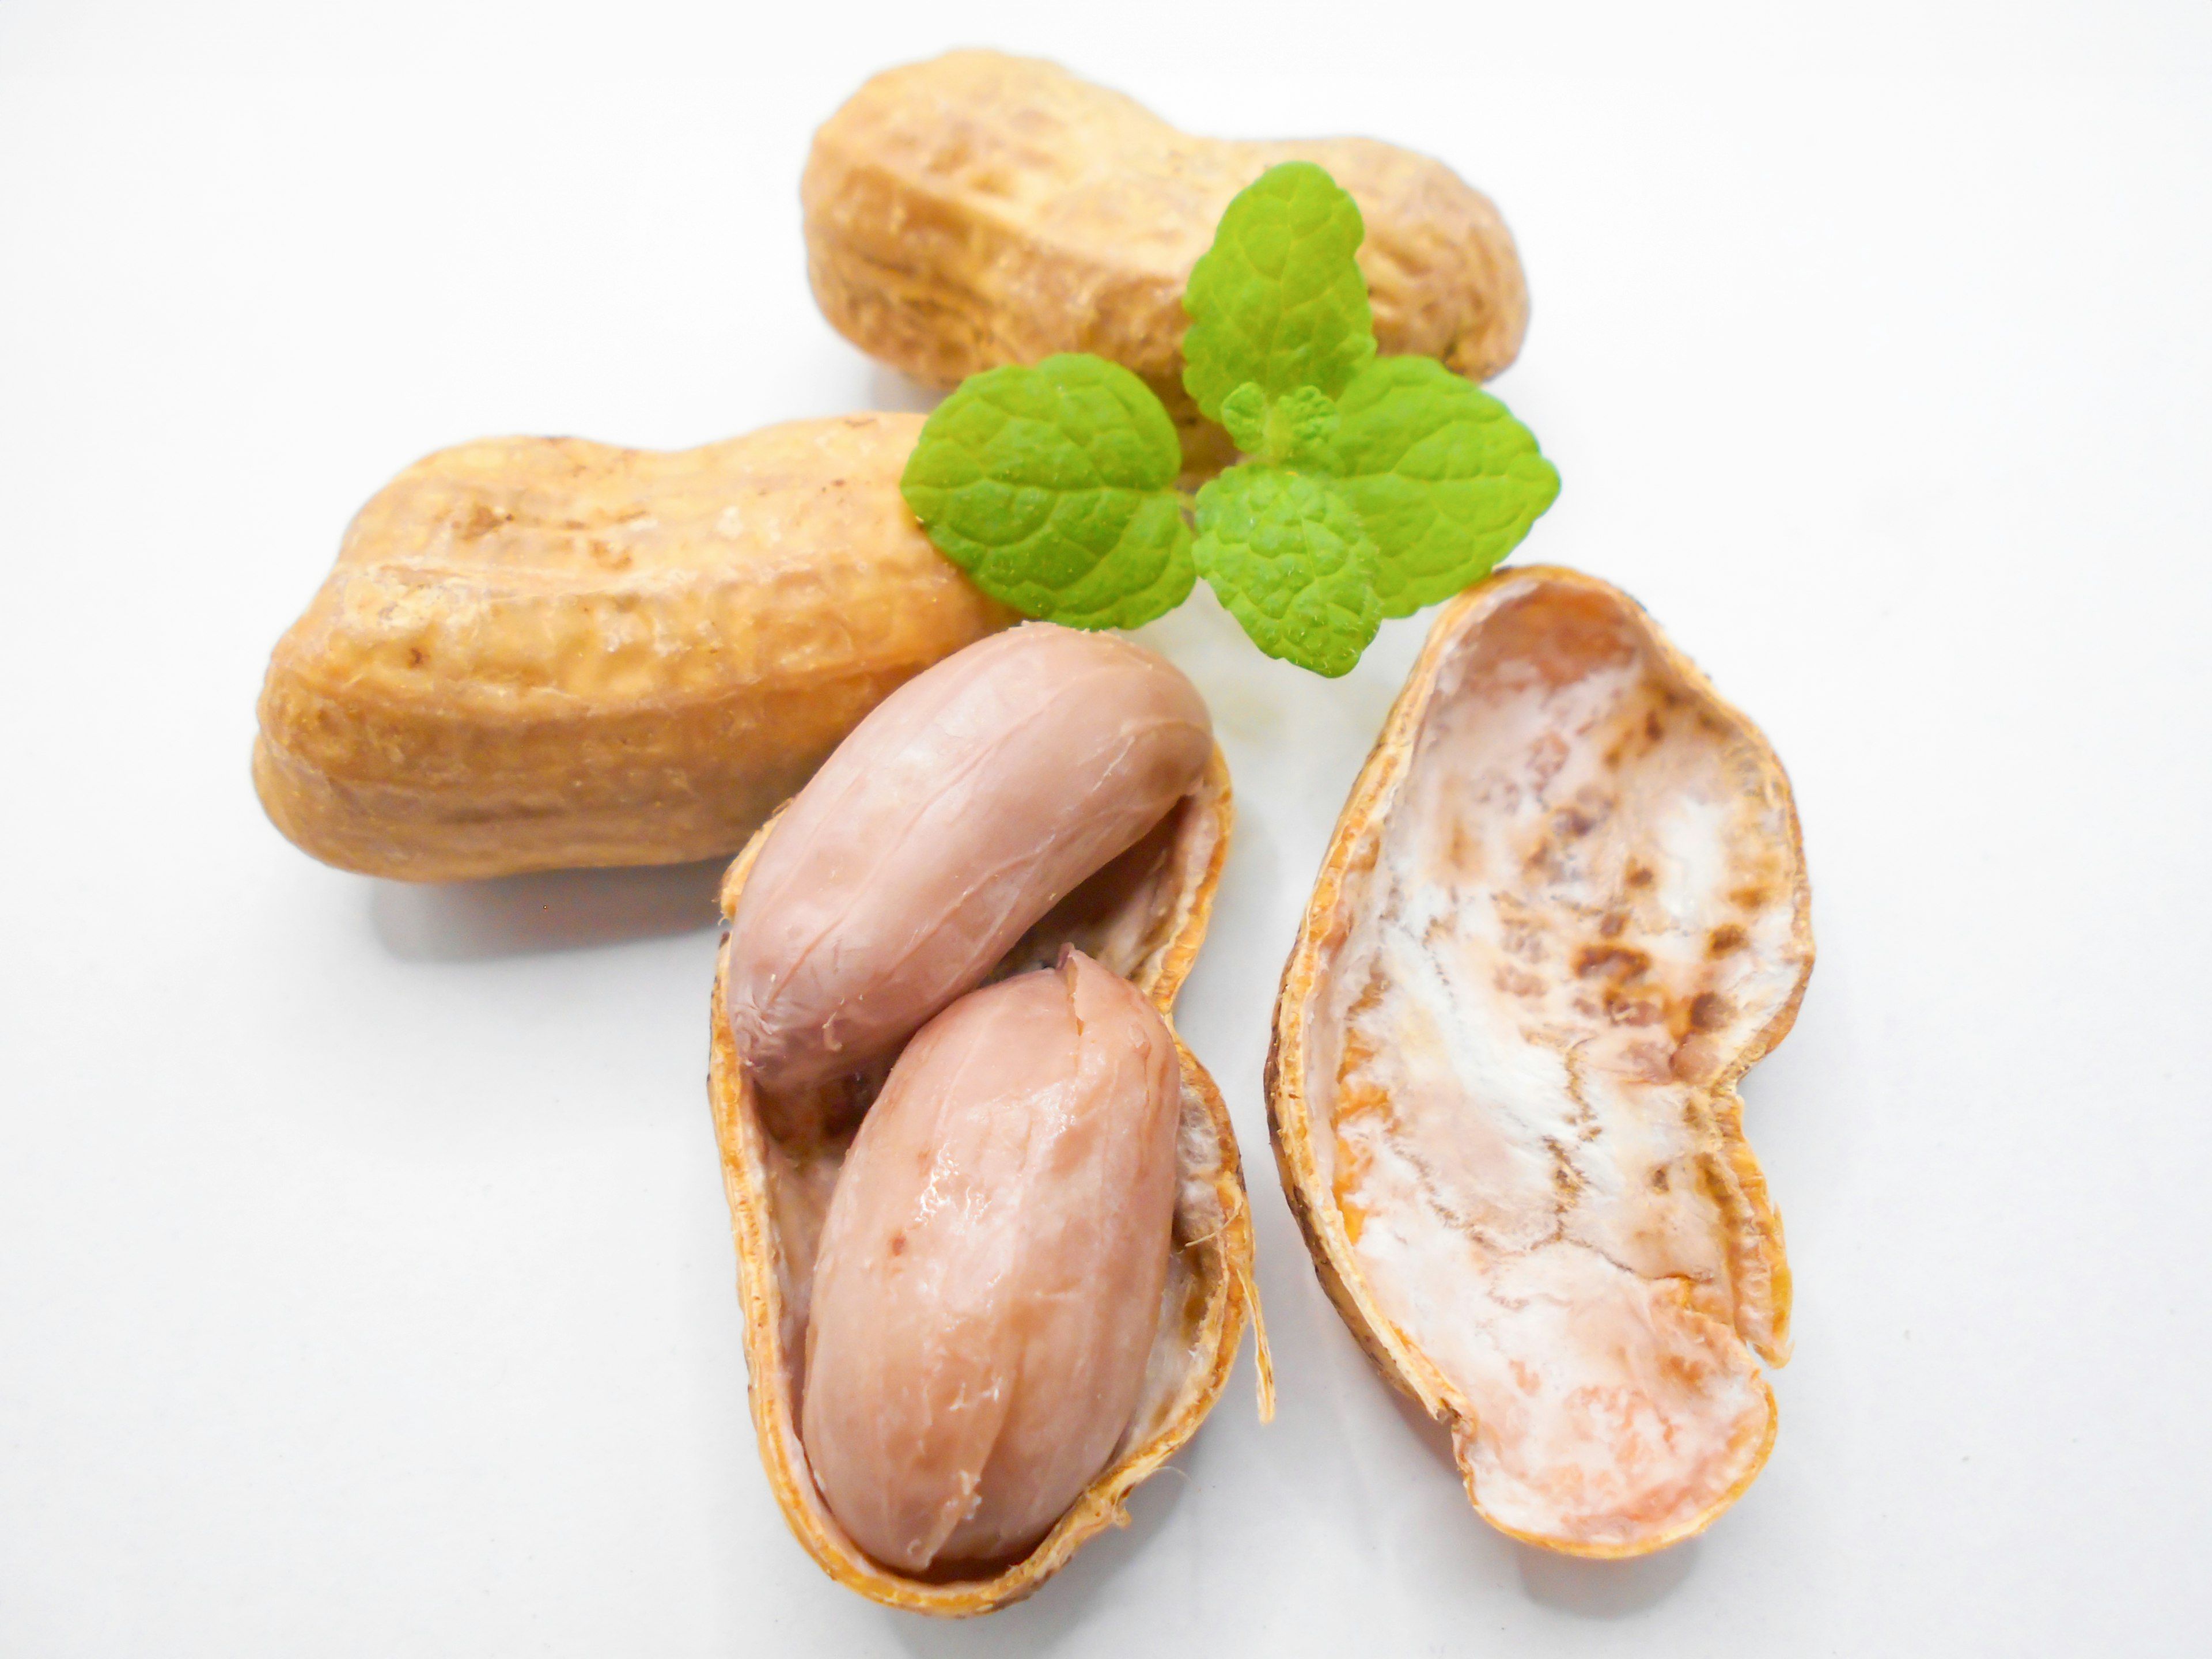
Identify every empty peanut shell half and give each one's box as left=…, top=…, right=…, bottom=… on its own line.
left=709, top=747, right=1267, bottom=1615
left=1267, top=566, right=1812, bottom=1556
left=254, top=416, right=1013, bottom=881
left=804, top=50, right=1528, bottom=475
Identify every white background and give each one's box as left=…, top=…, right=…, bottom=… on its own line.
left=4, top=2, right=2209, bottom=1653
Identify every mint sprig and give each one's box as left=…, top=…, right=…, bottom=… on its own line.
left=899, top=163, right=1558, bottom=676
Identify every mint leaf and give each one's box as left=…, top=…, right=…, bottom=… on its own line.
left=1328, top=357, right=1561, bottom=618
left=1193, top=465, right=1381, bottom=677
left=900, top=355, right=1195, bottom=628
left=1222, top=382, right=1340, bottom=468
left=1263, top=387, right=1343, bottom=466
left=1183, top=162, right=1376, bottom=423
left=1218, top=382, right=1271, bottom=456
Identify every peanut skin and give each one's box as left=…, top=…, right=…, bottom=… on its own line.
left=253, top=415, right=1013, bottom=881
left=723, top=623, right=1213, bottom=1093
left=800, top=951, right=1181, bottom=1572
left=804, top=50, right=1531, bottom=475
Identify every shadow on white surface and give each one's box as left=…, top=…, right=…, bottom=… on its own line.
left=880, top=1473, right=1190, bottom=1655
left=1517, top=1539, right=1700, bottom=1617
left=1375, top=1346, right=1700, bottom=1618
left=370, top=859, right=728, bottom=961
left=868, top=364, right=945, bottom=415
left=1378, top=1368, right=1460, bottom=1469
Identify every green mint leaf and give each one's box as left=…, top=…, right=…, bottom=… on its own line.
left=1182, top=162, right=1377, bottom=423
left=1193, top=465, right=1382, bottom=677
left=1263, top=385, right=1341, bottom=466
left=1328, top=356, right=1562, bottom=618
left=1219, top=382, right=1341, bottom=467
left=1219, top=382, right=1270, bottom=456
left=900, top=354, right=1195, bottom=629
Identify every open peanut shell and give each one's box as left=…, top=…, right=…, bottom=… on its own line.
left=708, top=748, right=1268, bottom=1614
left=1267, top=566, right=1812, bottom=1557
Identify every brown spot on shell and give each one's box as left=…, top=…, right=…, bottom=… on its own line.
left=1522, top=840, right=1564, bottom=882
left=1545, top=1138, right=1583, bottom=1199
left=1625, top=863, right=1655, bottom=889
left=1527, top=732, right=1570, bottom=789
left=459, top=501, right=505, bottom=538
left=1707, top=924, right=1748, bottom=956
left=1447, top=820, right=1482, bottom=877
left=888, top=1232, right=907, bottom=1256
left=1605, top=991, right=1664, bottom=1027
left=1498, top=911, right=1548, bottom=963
left=1672, top=1036, right=1722, bottom=1085
left=1494, top=965, right=1546, bottom=998
left=1688, top=992, right=1734, bottom=1032
left=1575, top=945, right=1651, bottom=980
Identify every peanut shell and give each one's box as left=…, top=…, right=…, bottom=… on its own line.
left=804, top=50, right=1529, bottom=475
left=254, top=415, right=1013, bottom=881
left=709, top=747, right=1268, bottom=1614
left=1267, top=566, right=1812, bottom=1557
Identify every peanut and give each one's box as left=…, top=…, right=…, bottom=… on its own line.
left=800, top=950, right=1181, bottom=1571
left=804, top=50, right=1530, bottom=474
left=723, top=623, right=1213, bottom=1093
left=253, top=415, right=1013, bottom=882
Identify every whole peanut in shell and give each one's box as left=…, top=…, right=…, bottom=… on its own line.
left=804, top=50, right=1530, bottom=474
left=801, top=950, right=1181, bottom=1572
left=253, top=415, right=1013, bottom=882
left=723, top=623, right=1213, bottom=1093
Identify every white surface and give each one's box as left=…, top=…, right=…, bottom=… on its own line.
left=3, top=3, right=2209, bottom=1653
